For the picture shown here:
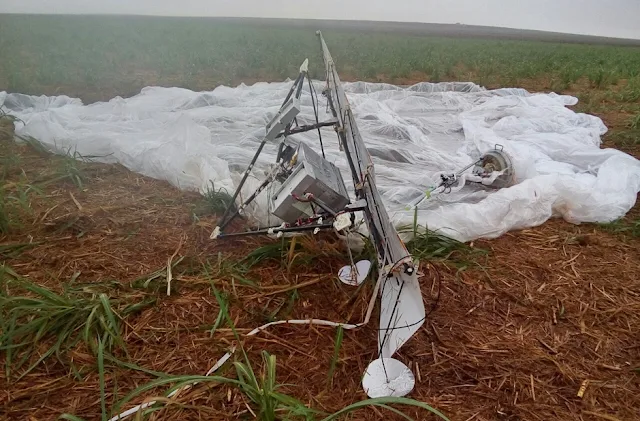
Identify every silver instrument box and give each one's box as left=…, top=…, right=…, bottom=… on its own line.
left=270, top=142, right=350, bottom=222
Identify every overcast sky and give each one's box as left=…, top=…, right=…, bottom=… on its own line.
left=2, top=0, right=639, bottom=40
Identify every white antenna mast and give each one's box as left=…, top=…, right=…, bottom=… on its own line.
left=317, top=31, right=426, bottom=398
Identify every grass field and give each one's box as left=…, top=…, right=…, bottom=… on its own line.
left=1, top=14, right=640, bottom=421
left=2, top=15, right=640, bottom=99
left=2, top=14, right=640, bottom=148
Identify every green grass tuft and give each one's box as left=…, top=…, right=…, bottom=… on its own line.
left=0, top=109, right=19, bottom=140
left=194, top=181, right=235, bottom=216
left=589, top=67, right=611, bottom=88
left=606, top=129, right=640, bottom=147
left=620, top=78, right=640, bottom=102
left=233, top=350, right=319, bottom=421
left=209, top=253, right=257, bottom=287
left=327, top=326, right=344, bottom=386
left=629, top=113, right=640, bottom=130
left=130, top=256, right=186, bottom=293
left=206, top=270, right=230, bottom=337
left=0, top=241, right=42, bottom=259
left=0, top=275, right=155, bottom=380
left=60, top=152, right=87, bottom=189
left=0, top=181, right=42, bottom=235
left=241, top=239, right=291, bottom=268
left=598, top=218, right=640, bottom=238
left=402, top=225, right=487, bottom=265
left=320, top=397, right=450, bottom=421
left=0, top=187, right=10, bottom=234
left=97, top=336, right=108, bottom=421
left=100, top=283, right=450, bottom=421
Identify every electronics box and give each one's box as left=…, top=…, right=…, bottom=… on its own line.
left=270, top=143, right=350, bottom=222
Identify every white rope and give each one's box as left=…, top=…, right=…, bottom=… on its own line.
left=108, top=275, right=381, bottom=421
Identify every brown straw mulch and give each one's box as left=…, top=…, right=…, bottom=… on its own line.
left=0, top=139, right=638, bottom=421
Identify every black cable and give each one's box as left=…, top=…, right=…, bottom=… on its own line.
left=371, top=258, right=442, bottom=383
left=279, top=72, right=304, bottom=108
left=378, top=279, right=405, bottom=382
left=375, top=253, right=419, bottom=382
left=307, top=75, right=326, bottom=158
left=374, top=263, right=442, bottom=332
left=375, top=254, right=414, bottom=353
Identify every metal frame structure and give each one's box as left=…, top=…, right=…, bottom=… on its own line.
left=211, top=31, right=515, bottom=397
left=211, top=32, right=428, bottom=397
left=211, top=58, right=355, bottom=241
left=316, top=32, right=426, bottom=362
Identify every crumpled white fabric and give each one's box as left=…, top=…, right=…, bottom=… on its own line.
left=2, top=80, right=638, bottom=242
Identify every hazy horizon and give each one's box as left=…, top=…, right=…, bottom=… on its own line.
left=2, top=0, right=639, bottom=40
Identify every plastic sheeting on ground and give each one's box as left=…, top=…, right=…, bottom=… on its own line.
left=2, top=81, right=639, bottom=242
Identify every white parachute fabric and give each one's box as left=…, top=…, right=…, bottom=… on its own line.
left=2, top=81, right=639, bottom=242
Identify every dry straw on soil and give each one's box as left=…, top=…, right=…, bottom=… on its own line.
left=0, top=133, right=639, bottom=421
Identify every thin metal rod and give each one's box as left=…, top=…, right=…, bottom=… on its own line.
left=295, top=73, right=305, bottom=99
left=280, top=72, right=304, bottom=108
left=307, top=75, right=326, bottom=158
left=217, top=138, right=270, bottom=230
left=276, top=120, right=337, bottom=138
left=308, top=195, right=338, bottom=217
left=288, top=72, right=307, bottom=132
left=292, top=193, right=338, bottom=217
left=455, top=159, right=481, bottom=177
left=218, top=223, right=334, bottom=239
left=219, top=72, right=308, bottom=229
left=217, top=167, right=279, bottom=232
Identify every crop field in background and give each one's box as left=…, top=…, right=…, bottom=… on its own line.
left=1, top=14, right=639, bottom=421
left=2, top=15, right=640, bottom=150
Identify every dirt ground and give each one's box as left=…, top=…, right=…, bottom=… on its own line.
left=0, top=84, right=639, bottom=421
